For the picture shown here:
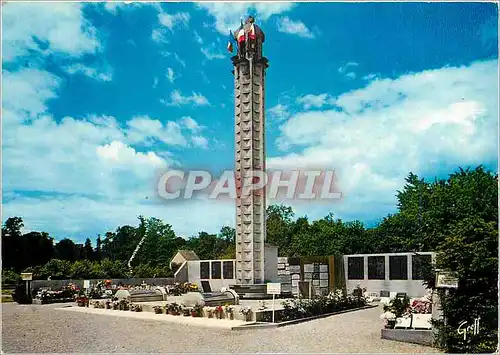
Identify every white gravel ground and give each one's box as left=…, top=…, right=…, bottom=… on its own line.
left=2, top=302, right=440, bottom=353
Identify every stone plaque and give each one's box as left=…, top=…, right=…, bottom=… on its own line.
left=304, top=264, right=314, bottom=273
left=289, top=265, right=300, bottom=273
left=312, top=280, right=320, bottom=286
left=291, top=274, right=300, bottom=280
left=278, top=257, right=287, bottom=263
left=304, top=272, right=312, bottom=280
left=320, top=264, right=328, bottom=272
left=320, top=279, right=328, bottom=287
left=277, top=263, right=285, bottom=269
left=286, top=266, right=291, bottom=271
left=320, top=272, right=328, bottom=280
left=291, top=280, right=299, bottom=287
left=314, top=286, right=321, bottom=294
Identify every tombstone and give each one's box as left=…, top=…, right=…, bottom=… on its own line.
left=395, top=317, right=412, bottom=329
left=412, top=314, right=432, bottom=329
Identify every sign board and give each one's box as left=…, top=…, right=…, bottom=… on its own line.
left=83, top=280, right=91, bottom=289
left=21, top=273, right=32, bottom=281
left=267, top=282, right=281, bottom=295
left=436, top=270, right=459, bottom=289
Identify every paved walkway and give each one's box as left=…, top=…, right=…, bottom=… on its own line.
left=2, top=303, right=440, bottom=353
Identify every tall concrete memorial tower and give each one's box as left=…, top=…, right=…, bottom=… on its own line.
left=231, top=16, right=269, bottom=285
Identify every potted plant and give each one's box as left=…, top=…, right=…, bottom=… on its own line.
left=206, top=307, right=214, bottom=318
left=225, top=305, right=234, bottom=320
left=105, top=300, right=112, bottom=309
left=214, top=305, right=224, bottom=319
left=153, top=306, right=163, bottom=314
left=191, top=303, right=204, bottom=317
left=182, top=307, right=191, bottom=316
left=239, top=306, right=252, bottom=322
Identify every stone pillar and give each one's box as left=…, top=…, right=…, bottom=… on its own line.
left=232, top=18, right=268, bottom=285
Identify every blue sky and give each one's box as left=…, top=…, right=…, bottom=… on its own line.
left=2, top=2, right=498, bottom=243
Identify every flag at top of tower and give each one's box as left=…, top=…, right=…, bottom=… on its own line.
left=249, top=23, right=256, bottom=40
left=237, top=27, right=245, bottom=43
left=227, top=30, right=234, bottom=53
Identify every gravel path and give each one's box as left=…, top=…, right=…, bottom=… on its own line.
left=2, top=303, right=440, bottom=353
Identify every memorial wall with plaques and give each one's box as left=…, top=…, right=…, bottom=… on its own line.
left=276, top=256, right=334, bottom=296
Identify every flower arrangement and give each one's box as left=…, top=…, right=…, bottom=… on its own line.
left=239, top=306, right=252, bottom=321
left=206, top=307, right=214, bottom=318
left=224, top=305, right=234, bottom=320
left=153, top=306, right=163, bottom=314
left=167, top=282, right=200, bottom=296
left=258, top=301, right=268, bottom=310
left=214, top=305, right=224, bottom=319
left=130, top=304, right=143, bottom=312
left=410, top=299, right=432, bottom=314
left=191, top=303, right=204, bottom=317
left=118, top=299, right=130, bottom=311
left=112, top=301, right=119, bottom=310
left=166, top=302, right=181, bottom=315
left=380, top=311, right=397, bottom=328
left=182, top=306, right=191, bottom=316
left=76, top=296, right=88, bottom=307
left=105, top=300, right=112, bottom=309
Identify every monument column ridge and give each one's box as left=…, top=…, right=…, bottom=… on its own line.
left=232, top=16, right=268, bottom=285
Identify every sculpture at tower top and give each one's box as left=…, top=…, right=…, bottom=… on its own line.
left=233, top=16, right=265, bottom=61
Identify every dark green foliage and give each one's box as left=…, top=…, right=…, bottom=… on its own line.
left=383, top=296, right=411, bottom=317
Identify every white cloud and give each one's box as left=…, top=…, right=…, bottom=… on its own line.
left=166, top=67, right=175, bottom=83
left=296, top=94, right=335, bottom=109
left=270, top=60, right=499, bottom=221
left=158, top=11, right=190, bottom=30
left=103, top=1, right=162, bottom=14
left=197, top=2, right=295, bottom=34
left=268, top=103, right=290, bottom=121
left=192, top=136, right=209, bottom=149
left=163, top=90, right=210, bottom=107
left=2, top=2, right=100, bottom=62
left=179, top=116, right=204, bottom=132
left=338, top=62, right=358, bottom=79
left=194, top=31, right=203, bottom=44
left=3, top=69, right=60, bottom=123
left=201, top=47, right=225, bottom=60
left=125, top=116, right=187, bottom=147
left=277, top=17, right=314, bottom=38
left=65, top=63, right=113, bottom=82
left=152, top=28, right=169, bottom=44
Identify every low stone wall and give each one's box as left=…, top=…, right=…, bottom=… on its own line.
left=31, top=278, right=175, bottom=290
left=381, top=329, right=434, bottom=347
